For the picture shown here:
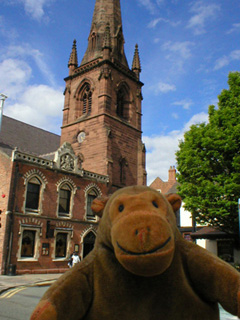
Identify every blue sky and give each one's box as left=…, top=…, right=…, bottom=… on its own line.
left=1, top=0, right=240, bottom=184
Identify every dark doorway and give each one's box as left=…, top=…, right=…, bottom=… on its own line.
left=83, top=231, right=96, bottom=258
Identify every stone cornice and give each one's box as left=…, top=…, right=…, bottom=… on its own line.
left=12, top=148, right=109, bottom=184
left=64, top=59, right=144, bottom=86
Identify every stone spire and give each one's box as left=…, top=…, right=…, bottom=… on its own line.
left=132, top=44, right=141, bottom=80
left=80, top=0, right=128, bottom=67
left=68, top=39, right=78, bottom=74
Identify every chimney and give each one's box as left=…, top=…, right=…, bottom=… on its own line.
left=168, top=166, right=176, bottom=182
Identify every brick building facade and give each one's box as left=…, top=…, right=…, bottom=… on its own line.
left=0, top=0, right=146, bottom=274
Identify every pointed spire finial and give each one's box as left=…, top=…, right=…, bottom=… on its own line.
left=132, top=44, right=141, bottom=80
left=68, top=39, right=78, bottom=70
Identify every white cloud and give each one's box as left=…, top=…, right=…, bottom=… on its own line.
left=19, top=0, right=54, bottom=21
left=0, top=59, right=32, bottom=98
left=148, top=17, right=180, bottom=28
left=226, top=23, right=240, bottom=34
left=187, top=1, right=220, bottom=35
left=3, top=44, right=57, bottom=87
left=137, top=0, right=164, bottom=14
left=162, top=41, right=193, bottom=60
left=0, top=45, right=63, bottom=134
left=148, top=18, right=164, bottom=28
left=172, top=112, right=179, bottom=119
left=4, top=0, right=54, bottom=21
left=153, top=82, right=176, bottom=94
left=172, top=99, right=192, bottom=110
left=137, top=0, right=156, bottom=13
left=5, top=85, right=63, bottom=133
left=161, top=41, right=193, bottom=71
left=214, top=50, right=240, bottom=70
left=144, top=112, right=209, bottom=184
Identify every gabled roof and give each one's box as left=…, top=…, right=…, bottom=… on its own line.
left=149, top=176, right=179, bottom=194
left=0, top=115, right=60, bottom=157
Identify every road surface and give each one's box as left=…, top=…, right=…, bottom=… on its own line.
left=0, top=286, right=238, bottom=319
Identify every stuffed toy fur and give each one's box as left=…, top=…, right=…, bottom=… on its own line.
left=31, top=186, right=240, bottom=320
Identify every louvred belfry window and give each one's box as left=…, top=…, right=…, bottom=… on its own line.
left=82, top=85, right=92, bottom=115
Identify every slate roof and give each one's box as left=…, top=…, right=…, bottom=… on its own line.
left=190, top=226, right=229, bottom=239
left=0, top=115, right=60, bottom=157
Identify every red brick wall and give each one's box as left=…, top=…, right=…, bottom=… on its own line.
left=6, top=161, right=108, bottom=274
left=0, top=152, right=13, bottom=274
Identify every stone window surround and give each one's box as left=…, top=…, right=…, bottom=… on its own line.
left=56, top=178, right=77, bottom=219
left=84, top=184, right=102, bottom=222
left=52, top=228, right=72, bottom=261
left=22, top=170, right=47, bottom=215
left=80, top=226, right=97, bottom=259
left=17, top=224, right=41, bottom=262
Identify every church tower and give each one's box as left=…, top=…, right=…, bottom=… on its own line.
left=61, top=0, right=146, bottom=192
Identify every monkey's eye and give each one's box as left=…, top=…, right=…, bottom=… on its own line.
left=152, top=201, right=158, bottom=208
left=118, top=204, right=124, bottom=212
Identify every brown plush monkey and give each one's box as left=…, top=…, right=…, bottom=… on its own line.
left=31, top=186, right=240, bottom=320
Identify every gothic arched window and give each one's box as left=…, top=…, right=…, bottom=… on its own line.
left=82, top=84, right=92, bottom=115
left=25, top=177, right=41, bottom=212
left=116, top=85, right=129, bottom=120
left=58, top=184, right=71, bottom=217
left=119, top=157, right=128, bottom=185
left=86, top=188, right=99, bottom=221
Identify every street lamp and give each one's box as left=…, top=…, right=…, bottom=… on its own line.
left=0, top=93, right=8, bottom=132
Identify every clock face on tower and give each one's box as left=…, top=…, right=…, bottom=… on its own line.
left=77, top=131, right=86, bottom=143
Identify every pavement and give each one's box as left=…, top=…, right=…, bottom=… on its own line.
left=0, top=273, right=63, bottom=294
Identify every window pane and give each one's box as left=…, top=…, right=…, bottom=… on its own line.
left=26, top=182, right=40, bottom=210
left=87, top=193, right=97, bottom=219
left=55, top=233, right=67, bottom=258
left=58, top=189, right=71, bottom=215
left=21, top=230, right=36, bottom=257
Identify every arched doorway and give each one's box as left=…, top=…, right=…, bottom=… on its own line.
left=83, top=231, right=96, bottom=258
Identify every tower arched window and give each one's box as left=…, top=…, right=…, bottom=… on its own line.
left=119, top=157, right=128, bottom=185
left=116, top=86, right=129, bottom=120
left=82, top=84, right=92, bottom=115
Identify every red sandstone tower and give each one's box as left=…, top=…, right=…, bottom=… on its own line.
left=60, top=0, right=146, bottom=192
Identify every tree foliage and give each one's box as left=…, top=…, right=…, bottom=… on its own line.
left=176, top=72, right=240, bottom=235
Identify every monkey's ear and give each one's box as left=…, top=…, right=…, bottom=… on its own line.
left=91, top=196, right=109, bottom=218
left=165, top=193, right=182, bottom=213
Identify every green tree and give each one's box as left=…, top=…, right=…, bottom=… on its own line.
left=176, top=72, right=240, bottom=235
